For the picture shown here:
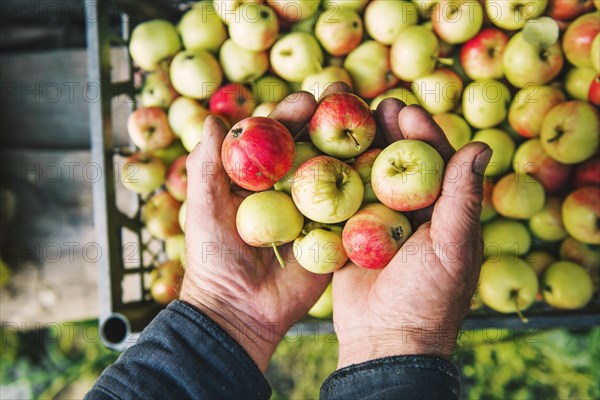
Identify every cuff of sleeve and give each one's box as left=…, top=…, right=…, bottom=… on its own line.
left=320, top=355, right=459, bottom=400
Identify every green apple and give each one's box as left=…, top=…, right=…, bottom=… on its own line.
left=542, top=261, right=594, bottom=309
left=322, top=0, right=369, bottom=11
left=213, top=0, right=245, bottom=25
left=270, top=32, right=324, bottom=82
left=463, top=79, right=511, bottom=129
left=170, top=50, right=223, bottom=99
left=165, top=234, right=186, bottom=264
left=344, top=41, right=400, bottom=99
left=150, top=140, right=186, bottom=169
left=0, top=258, right=10, bottom=288
left=391, top=25, right=440, bottom=81
left=308, top=284, right=333, bottom=319
left=525, top=250, right=555, bottom=277
left=432, top=113, right=472, bottom=150
left=412, top=0, right=439, bottom=18
left=353, top=149, right=382, bottom=204
left=483, top=217, right=531, bottom=259
left=540, top=101, right=600, bottom=164
left=529, top=196, right=567, bottom=242
left=178, top=2, right=227, bottom=52
left=412, top=68, right=463, bottom=115
left=565, top=67, right=597, bottom=101
left=180, top=113, right=215, bottom=152
left=432, top=0, right=484, bottom=44
left=179, top=200, right=187, bottom=232
left=168, top=97, right=211, bottom=138
left=492, top=172, right=545, bottom=219
left=275, top=142, right=321, bottom=194
left=292, top=156, right=364, bottom=224
left=253, top=75, right=290, bottom=104
left=294, top=222, right=348, bottom=274
left=562, top=187, right=600, bottom=245
left=129, top=19, right=181, bottom=71
left=370, top=87, right=420, bottom=109
left=229, top=3, right=279, bottom=51
left=480, top=180, right=497, bottom=222
left=315, top=7, right=363, bottom=56
left=485, top=0, right=548, bottom=30
left=141, top=191, right=182, bottom=240
left=471, top=128, right=515, bottom=179
left=364, top=0, right=419, bottom=45
left=121, top=153, right=166, bottom=196
left=219, top=39, right=269, bottom=83
left=140, top=66, right=178, bottom=108
left=301, top=66, right=353, bottom=100
left=252, top=102, right=278, bottom=117
left=508, top=85, right=565, bottom=138
left=592, top=33, right=600, bottom=72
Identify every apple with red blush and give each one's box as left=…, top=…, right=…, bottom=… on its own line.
left=547, top=0, right=595, bottom=21
left=460, top=28, right=508, bottom=80
left=574, top=158, right=600, bottom=188
left=165, top=155, right=188, bottom=202
left=127, top=107, right=175, bottom=151
left=512, top=139, right=572, bottom=193
left=562, top=12, right=600, bottom=68
left=562, top=186, right=600, bottom=245
left=209, top=83, right=257, bottom=125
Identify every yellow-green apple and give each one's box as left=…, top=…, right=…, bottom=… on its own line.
left=460, top=28, right=509, bottom=80
left=525, top=250, right=555, bottom=277
left=371, top=140, right=445, bottom=212
left=462, top=79, right=511, bottom=129
left=529, top=196, right=567, bottom=242
left=150, top=140, right=186, bottom=168
left=127, top=107, right=175, bottom=151
left=480, top=180, right=497, bottom=222
left=219, top=39, right=269, bottom=83
left=307, top=283, right=333, bottom=319
left=213, top=0, right=263, bottom=25
left=342, top=203, right=412, bottom=270
left=236, top=190, right=304, bottom=267
left=508, top=85, right=565, bottom=138
left=560, top=236, right=600, bottom=288
left=140, top=66, right=179, bottom=108
left=370, top=87, right=420, bottom=109
left=502, top=32, right=563, bottom=88
left=121, top=153, right=166, bottom=196
left=322, top=0, right=369, bottom=11
left=412, top=68, right=463, bottom=115
left=547, top=0, right=594, bottom=20
left=364, top=0, right=419, bottom=45
left=344, top=41, right=400, bottom=99
left=485, top=0, right=548, bottom=30
left=270, top=32, right=324, bottom=82
left=292, top=156, right=364, bottom=223
left=275, top=142, right=320, bottom=194
left=479, top=256, right=539, bottom=320
left=141, top=191, right=183, bottom=240
left=492, top=173, right=545, bottom=219
left=170, top=50, right=223, bottom=99
left=291, top=13, right=317, bottom=33
left=512, top=139, right=572, bottom=193
left=267, top=0, right=320, bottom=22
left=209, top=83, right=257, bottom=125
left=432, top=0, right=484, bottom=44
left=315, top=7, right=363, bottom=56
left=150, top=261, right=184, bottom=305
left=178, top=2, right=227, bottom=52
left=565, top=67, right=597, bottom=100
left=167, top=97, right=211, bottom=138
left=471, top=128, right=515, bottom=179
left=308, top=92, right=376, bottom=158
left=129, top=19, right=181, bottom=71
left=590, top=74, right=600, bottom=105
left=574, top=158, right=600, bottom=188
left=180, top=114, right=208, bottom=152
left=165, top=155, right=187, bottom=202
left=542, top=261, right=594, bottom=309
left=293, top=222, right=347, bottom=274
left=432, top=113, right=472, bottom=150
left=165, top=234, right=186, bottom=264
left=540, top=101, right=600, bottom=164
left=391, top=25, right=440, bottom=81
left=412, top=0, right=439, bottom=18
left=483, top=217, right=531, bottom=259
left=253, top=75, right=290, bottom=103
left=301, top=66, right=353, bottom=100
left=353, top=149, right=382, bottom=204
left=592, top=33, right=600, bottom=71
left=229, top=3, right=279, bottom=51
left=179, top=201, right=187, bottom=232
left=563, top=12, right=600, bottom=68
left=222, top=116, right=294, bottom=191
left=252, top=102, right=278, bottom=117
left=562, top=186, right=600, bottom=244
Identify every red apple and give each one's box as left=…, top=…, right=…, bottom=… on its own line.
left=589, top=74, right=600, bottom=105
left=209, top=83, right=257, bottom=125
left=222, top=116, right=295, bottom=191
left=460, top=28, right=509, bottom=80
left=165, top=155, right=188, bottom=202
left=150, top=261, right=184, bottom=305
left=512, top=139, right=572, bottom=193
left=562, top=12, right=600, bottom=68
left=562, top=186, right=600, bottom=244
left=127, top=107, right=175, bottom=151
left=547, top=0, right=595, bottom=21
left=141, top=191, right=183, bottom=240
left=342, top=203, right=413, bottom=270
left=574, top=158, right=600, bottom=188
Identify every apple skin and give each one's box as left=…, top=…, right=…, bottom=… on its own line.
left=432, top=113, right=472, bottom=150
left=353, top=149, right=383, bottom=204
left=344, top=41, right=400, bottom=99
left=301, top=66, right=353, bottom=100
left=180, top=113, right=209, bottom=152
left=219, top=39, right=269, bottom=83
left=547, top=0, right=594, bottom=20
left=563, top=12, right=600, bottom=68
left=252, top=102, right=278, bottom=117
left=168, top=97, right=211, bottom=138
left=121, top=153, right=166, bottom=196
left=462, top=79, right=511, bottom=129
left=592, top=33, right=600, bottom=72
left=170, top=50, right=223, bottom=100
left=307, top=283, right=333, bottom=319
left=565, top=67, right=597, bottom=101
left=150, top=261, right=184, bottom=305
left=364, top=0, right=419, bottom=45
left=140, top=66, right=179, bottom=109
left=165, top=155, right=188, bottom=202
left=270, top=32, right=324, bottom=83
left=529, top=196, right=567, bottom=242
left=141, top=191, right=183, bottom=240
left=178, top=201, right=187, bottom=233
left=391, top=25, right=440, bottom=82
left=540, top=101, right=600, bottom=164
left=562, top=186, right=600, bottom=245
left=502, top=32, right=564, bottom=88
left=471, top=128, right=515, bottom=180
left=480, top=180, right=497, bottom=222
left=127, top=107, right=175, bottom=151
left=371, top=140, right=445, bottom=212
left=322, top=0, right=369, bottom=11
left=542, top=261, right=594, bottom=310
left=213, top=0, right=264, bottom=26
left=589, top=74, right=600, bottom=105
left=229, top=3, right=279, bottom=52
left=275, top=142, right=320, bottom=194
left=483, top=218, right=531, bottom=259
left=129, top=19, right=181, bottom=71
left=460, top=28, right=508, bottom=80
left=342, top=203, right=413, bottom=270
left=309, top=93, right=376, bottom=159
left=165, top=234, right=186, bottom=265
left=508, top=85, right=565, bottom=139
left=512, top=139, right=572, bottom=193
left=315, top=7, right=363, bottom=56
left=253, top=75, right=290, bottom=104
left=292, top=156, right=364, bottom=224
left=492, top=173, right=545, bottom=220
left=150, top=140, right=186, bottom=169
left=560, top=237, right=600, bottom=289
left=485, top=0, right=548, bottom=30
left=432, top=0, right=484, bottom=44
left=525, top=250, right=556, bottom=278
left=209, top=83, right=257, bottom=125
left=178, top=2, right=227, bottom=53
left=222, top=116, right=295, bottom=191
left=412, top=68, right=463, bottom=115
left=267, top=0, right=320, bottom=23
left=294, top=222, right=348, bottom=274
left=574, top=158, right=600, bottom=188
left=370, top=87, right=420, bottom=109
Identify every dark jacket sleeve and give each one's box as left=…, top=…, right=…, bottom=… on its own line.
left=320, top=355, right=460, bottom=400
left=85, top=301, right=271, bottom=400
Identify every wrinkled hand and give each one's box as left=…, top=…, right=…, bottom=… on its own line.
left=329, top=83, right=492, bottom=368
left=180, top=93, right=330, bottom=372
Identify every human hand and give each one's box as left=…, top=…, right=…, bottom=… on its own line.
left=180, top=92, right=331, bottom=372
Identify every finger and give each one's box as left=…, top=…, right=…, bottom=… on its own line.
left=397, top=105, right=455, bottom=164
left=375, top=97, right=406, bottom=146
left=318, top=81, right=353, bottom=102
left=269, top=91, right=317, bottom=139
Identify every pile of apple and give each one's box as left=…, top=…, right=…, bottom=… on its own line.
left=119, top=0, right=599, bottom=320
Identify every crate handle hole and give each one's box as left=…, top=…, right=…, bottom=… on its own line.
left=102, top=314, right=129, bottom=344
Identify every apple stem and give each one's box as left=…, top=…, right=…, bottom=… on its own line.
left=388, top=161, right=405, bottom=174
left=344, top=130, right=361, bottom=150
left=437, top=57, right=454, bottom=66
left=272, top=243, right=285, bottom=268
left=513, top=296, right=529, bottom=324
